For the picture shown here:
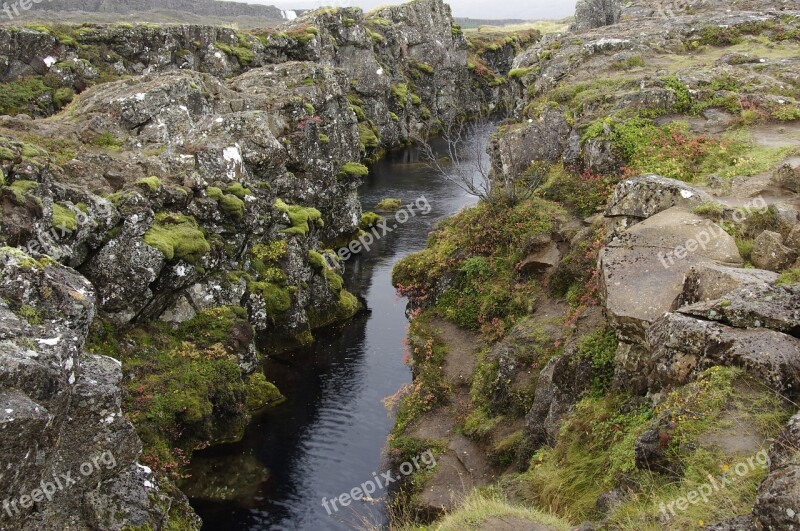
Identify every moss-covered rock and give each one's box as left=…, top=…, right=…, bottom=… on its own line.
left=143, top=213, right=211, bottom=263
left=274, top=198, right=324, bottom=235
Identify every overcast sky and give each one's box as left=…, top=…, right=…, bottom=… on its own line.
left=228, top=0, right=577, bottom=20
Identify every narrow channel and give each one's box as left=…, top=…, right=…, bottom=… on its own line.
left=185, top=129, right=488, bottom=530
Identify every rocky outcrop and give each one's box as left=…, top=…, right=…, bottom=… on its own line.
left=752, top=231, right=798, bottom=272
left=604, top=175, right=715, bottom=225
left=0, top=247, right=198, bottom=530
left=599, top=206, right=742, bottom=344
left=571, top=0, right=622, bottom=32
left=754, top=412, right=800, bottom=530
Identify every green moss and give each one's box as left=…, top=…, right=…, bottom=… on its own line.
left=360, top=211, right=382, bottom=230
left=358, top=123, right=380, bottom=150
left=251, top=240, right=287, bottom=262
left=17, top=304, right=41, bottom=325
left=206, top=186, right=224, bottom=200
left=143, top=213, right=211, bottom=263
left=136, top=176, right=161, bottom=192
left=307, top=289, right=361, bottom=329
left=508, top=67, right=535, bottom=80
left=304, top=102, right=315, bottom=115
left=0, top=77, right=51, bottom=116
left=85, top=308, right=275, bottom=479
left=412, top=61, right=435, bottom=75
left=245, top=373, right=284, bottom=411
left=219, top=194, right=245, bottom=219
left=51, top=203, right=77, bottom=233
left=374, top=198, right=402, bottom=211
left=323, top=267, right=344, bottom=292
left=337, top=161, right=370, bottom=179
left=410, top=93, right=422, bottom=105
left=93, top=132, right=124, bottom=149
left=225, top=182, right=251, bottom=198
left=318, top=133, right=330, bottom=144
left=389, top=111, right=399, bottom=122
left=274, top=198, right=324, bottom=235
left=392, top=83, right=409, bottom=105
left=249, top=281, right=292, bottom=315
left=214, top=41, right=254, bottom=65
left=5, top=179, right=39, bottom=205
left=207, top=186, right=245, bottom=219
left=308, top=249, right=326, bottom=270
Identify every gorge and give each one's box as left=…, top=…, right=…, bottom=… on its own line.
left=2, top=0, right=800, bottom=530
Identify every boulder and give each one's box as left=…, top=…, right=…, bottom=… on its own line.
left=599, top=207, right=741, bottom=343
left=754, top=412, right=800, bottom=530
left=490, top=107, right=572, bottom=182
left=678, top=283, right=800, bottom=337
left=0, top=247, right=192, bottom=529
left=787, top=224, right=800, bottom=252
left=673, top=263, right=778, bottom=308
left=773, top=159, right=800, bottom=193
left=571, top=0, right=623, bottom=32
left=646, top=313, right=800, bottom=399
left=605, top=175, right=714, bottom=221
left=751, top=231, right=798, bottom=272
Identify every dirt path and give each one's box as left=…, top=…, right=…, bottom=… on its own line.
left=408, top=317, right=497, bottom=516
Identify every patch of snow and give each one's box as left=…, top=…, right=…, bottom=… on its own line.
left=680, top=190, right=694, bottom=199
left=43, top=56, right=57, bottom=68
left=135, top=93, right=146, bottom=102
left=282, top=10, right=297, bottom=20
left=376, top=68, right=384, bottom=76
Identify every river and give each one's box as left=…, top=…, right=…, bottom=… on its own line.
left=186, top=130, right=487, bottom=530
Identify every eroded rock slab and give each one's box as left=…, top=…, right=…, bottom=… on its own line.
left=599, top=207, right=742, bottom=343
left=674, top=263, right=778, bottom=308
left=678, top=283, right=800, bottom=338
left=647, top=313, right=800, bottom=399
left=605, top=175, right=714, bottom=221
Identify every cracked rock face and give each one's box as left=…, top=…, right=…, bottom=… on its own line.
left=0, top=247, right=197, bottom=530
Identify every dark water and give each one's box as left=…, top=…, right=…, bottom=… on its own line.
left=186, top=133, right=486, bottom=531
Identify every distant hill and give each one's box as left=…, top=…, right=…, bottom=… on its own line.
left=454, top=17, right=529, bottom=29
left=4, top=0, right=291, bottom=28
